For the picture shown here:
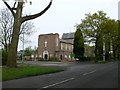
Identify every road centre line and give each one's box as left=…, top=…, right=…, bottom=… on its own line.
left=83, top=70, right=96, bottom=75
left=42, top=70, right=96, bottom=88
left=42, top=78, right=74, bottom=88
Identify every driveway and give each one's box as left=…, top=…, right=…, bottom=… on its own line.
left=18, top=60, right=95, bottom=69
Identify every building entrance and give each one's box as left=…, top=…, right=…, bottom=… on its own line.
left=43, top=51, right=49, bottom=60
left=44, top=54, right=48, bottom=60
left=60, top=55, right=62, bottom=60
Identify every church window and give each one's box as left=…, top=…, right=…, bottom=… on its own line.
left=56, top=37, right=58, bottom=46
left=44, top=41, right=47, bottom=47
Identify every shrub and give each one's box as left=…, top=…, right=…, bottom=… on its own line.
left=2, top=49, right=8, bottom=65
left=18, top=55, right=22, bottom=60
left=38, top=58, right=44, bottom=61
left=77, top=56, right=88, bottom=61
left=76, top=56, right=96, bottom=62
left=49, top=56, right=59, bottom=61
left=2, top=57, right=7, bottom=65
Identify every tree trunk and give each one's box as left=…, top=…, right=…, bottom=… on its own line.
left=7, top=2, right=23, bottom=68
left=94, top=37, right=99, bottom=62
left=7, top=18, right=21, bottom=68
left=95, top=34, right=104, bottom=61
left=4, top=0, right=52, bottom=68
left=105, top=41, right=110, bottom=61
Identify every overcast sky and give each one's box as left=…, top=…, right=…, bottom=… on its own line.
left=0, top=0, right=119, bottom=51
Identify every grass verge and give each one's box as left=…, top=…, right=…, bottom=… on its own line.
left=2, top=65, right=64, bottom=81
left=97, top=60, right=110, bottom=63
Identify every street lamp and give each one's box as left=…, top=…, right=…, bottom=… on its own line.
left=22, top=33, right=24, bottom=63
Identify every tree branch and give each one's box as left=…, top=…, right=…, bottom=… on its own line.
left=21, top=0, right=53, bottom=23
left=13, top=2, right=16, bottom=8
left=0, top=40, right=6, bottom=47
left=12, top=2, right=17, bottom=10
left=3, top=1, right=15, bottom=17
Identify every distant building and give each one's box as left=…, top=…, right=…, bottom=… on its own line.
left=62, top=32, right=74, bottom=43
left=17, top=50, right=23, bottom=57
left=31, top=52, right=38, bottom=61
left=17, top=50, right=23, bottom=60
left=38, top=33, right=74, bottom=60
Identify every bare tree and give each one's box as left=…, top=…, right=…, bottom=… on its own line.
left=0, top=8, right=34, bottom=52
left=0, top=8, right=13, bottom=51
left=2, top=0, right=53, bottom=68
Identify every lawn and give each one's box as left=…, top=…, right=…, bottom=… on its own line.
left=94, top=59, right=119, bottom=63
left=2, top=65, right=64, bottom=81
left=97, top=60, right=110, bottom=63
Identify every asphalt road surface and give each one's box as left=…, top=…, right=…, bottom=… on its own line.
left=2, top=61, right=118, bottom=89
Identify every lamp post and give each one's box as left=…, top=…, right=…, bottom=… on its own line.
left=22, top=33, right=24, bottom=63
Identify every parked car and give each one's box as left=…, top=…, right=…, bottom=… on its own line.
left=75, top=58, right=79, bottom=61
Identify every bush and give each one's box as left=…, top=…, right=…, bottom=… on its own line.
left=2, top=49, right=8, bottom=65
left=76, top=56, right=96, bottom=62
left=38, top=58, right=44, bottom=61
left=2, top=57, right=7, bottom=65
left=76, top=56, right=88, bottom=61
left=49, top=56, right=59, bottom=61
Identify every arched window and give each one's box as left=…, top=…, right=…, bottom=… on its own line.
left=44, top=41, right=47, bottom=47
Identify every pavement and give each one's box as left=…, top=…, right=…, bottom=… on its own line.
left=2, top=61, right=118, bottom=89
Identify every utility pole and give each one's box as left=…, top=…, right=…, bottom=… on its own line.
left=22, top=33, right=24, bottom=63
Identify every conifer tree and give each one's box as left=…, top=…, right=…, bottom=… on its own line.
left=73, top=28, right=84, bottom=60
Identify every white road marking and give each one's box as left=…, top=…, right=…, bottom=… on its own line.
left=42, top=78, right=74, bottom=88
left=83, top=70, right=96, bottom=75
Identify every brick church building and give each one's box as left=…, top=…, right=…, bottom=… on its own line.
left=38, top=32, right=74, bottom=60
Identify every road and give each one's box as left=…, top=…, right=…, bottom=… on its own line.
left=2, top=61, right=118, bottom=89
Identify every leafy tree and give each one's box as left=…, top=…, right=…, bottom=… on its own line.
left=73, top=27, right=84, bottom=60
left=84, top=44, right=95, bottom=57
left=77, top=11, right=118, bottom=61
left=77, top=11, right=109, bottom=61
left=18, top=46, right=38, bottom=60
left=2, top=0, right=53, bottom=68
left=117, top=20, right=120, bottom=60
left=24, top=46, right=33, bottom=56
left=100, top=19, right=118, bottom=60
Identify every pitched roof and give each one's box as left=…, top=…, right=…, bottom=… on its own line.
left=62, top=32, right=75, bottom=39
left=60, top=39, right=73, bottom=44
